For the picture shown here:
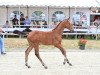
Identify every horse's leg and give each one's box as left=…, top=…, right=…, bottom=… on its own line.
left=25, top=46, right=33, bottom=68
left=34, top=45, right=48, bottom=69
left=55, top=44, right=72, bottom=66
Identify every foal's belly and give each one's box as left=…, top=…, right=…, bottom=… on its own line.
left=39, top=35, right=53, bottom=45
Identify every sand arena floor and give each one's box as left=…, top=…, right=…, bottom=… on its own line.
left=0, top=49, right=100, bottom=75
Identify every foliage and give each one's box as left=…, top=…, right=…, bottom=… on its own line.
left=78, top=38, right=87, bottom=46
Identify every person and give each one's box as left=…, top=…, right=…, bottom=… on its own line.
left=89, top=24, right=97, bottom=39
left=43, top=21, right=47, bottom=28
left=20, top=14, right=25, bottom=28
left=12, top=15, right=19, bottom=28
left=24, top=16, right=31, bottom=28
left=93, top=15, right=98, bottom=22
left=3, top=20, right=11, bottom=28
left=94, top=19, right=100, bottom=27
left=43, top=21, right=47, bottom=25
left=0, top=28, right=6, bottom=55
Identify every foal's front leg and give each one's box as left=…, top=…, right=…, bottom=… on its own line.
left=34, top=46, right=48, bottom=69
left=55, top=44, right=72, bottom=66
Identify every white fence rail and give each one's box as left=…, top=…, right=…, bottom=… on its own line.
left=1, top=25, right=100, bottom=40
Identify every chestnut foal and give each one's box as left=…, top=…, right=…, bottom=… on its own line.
left=25, top=19, right=74, bottom=69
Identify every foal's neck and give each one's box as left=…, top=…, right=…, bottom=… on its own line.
left=52, top=22, right=65, bottom=35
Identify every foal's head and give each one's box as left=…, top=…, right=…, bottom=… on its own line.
left=63, top=18, right=74, bottom=32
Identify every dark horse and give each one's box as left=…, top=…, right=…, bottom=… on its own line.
left=25, top=18, right=74, bottom=69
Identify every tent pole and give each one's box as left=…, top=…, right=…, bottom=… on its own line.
left=47, top=6, right=49, bottom=28
left=19, top=6, right=20, bottom=28
left=74, top=7, right=77, bottom=39
left=6, top=6, right=8, bottom=20
left=27, top=5, right=29, bottom=16
left=69, top=6, right=70, bottom=18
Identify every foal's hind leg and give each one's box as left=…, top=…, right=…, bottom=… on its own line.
left=34, top=45, right=48, bottom=69
left=55, top=44, right=72, bottom=66
left=25, top=46, right=33, bottom=68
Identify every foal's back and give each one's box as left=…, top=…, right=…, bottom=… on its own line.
left=27, top=30, right=56, bottom=45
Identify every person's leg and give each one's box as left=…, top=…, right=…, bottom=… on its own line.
left=0, top=37, right=3, bottom=53
left=0, top=37, right=2, bottom=54
left=0, top=37, right=6, bottom=54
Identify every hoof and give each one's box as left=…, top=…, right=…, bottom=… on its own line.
left=28, top=66, right=31, bottom=68
left=63, top=62, right=66, bottom=65
left=69, top=63, right=72, bottom=66
left=44, top=66, right=48, bottom=69
left=42, top=64, right=48, bottom=69
left=25, top=64, right=31, bottom=68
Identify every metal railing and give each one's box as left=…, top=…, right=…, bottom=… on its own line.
left=1, top=24, right=100, bottom=40
left=1, top=24, right=100, bottom=33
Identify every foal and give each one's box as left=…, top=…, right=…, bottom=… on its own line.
left=25, top=19, right=74, bottom=69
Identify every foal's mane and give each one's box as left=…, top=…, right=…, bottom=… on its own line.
left=52, top=19, right=68, bottom=31
left=52, top=21, right=63, bottom=30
